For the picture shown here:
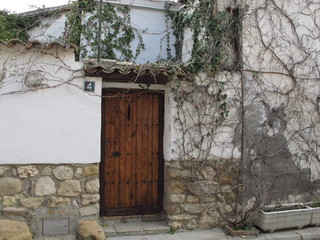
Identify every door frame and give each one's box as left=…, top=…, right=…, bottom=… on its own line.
left=100, top=88, right=165, bottom=216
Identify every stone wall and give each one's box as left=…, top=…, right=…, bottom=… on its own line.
left=164, top=159, right=239, bottom=230
left=0, top=163, right=100, bottom=238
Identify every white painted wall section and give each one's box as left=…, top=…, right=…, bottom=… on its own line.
left=0, top=45, right=102, bottom=164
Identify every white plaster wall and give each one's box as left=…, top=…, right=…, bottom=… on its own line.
left=0, top=45, right=102, bottom=164
left=27, top=0, right=178, bottom=64
left=28, top=12, right=67, bottom=42
left=80, top=4, right=177, bottom=63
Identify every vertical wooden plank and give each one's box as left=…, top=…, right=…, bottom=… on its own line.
left=146, top=94, right=154, bottom=207
left=135, top=95, right=143, bottom=206
left=130, top=94, right=137, bottom=207
left=141, top=94, right=149, bottom=207
left=152, top=95, right=160, bottom=207
left=124, top=95, right=132, bottom=207
left=100, top=96, right=106, bottom=215
left=118, top=95, right=127, bottom=207
left=104, top=96, right=113, bottom=208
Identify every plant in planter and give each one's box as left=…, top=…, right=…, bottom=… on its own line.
left=224, top=222, right=259, bottom=237
left=254, top=203, right=313, bottom=233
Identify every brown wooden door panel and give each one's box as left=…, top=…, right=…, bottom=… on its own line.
left=101, top=90, right=164, bottom=216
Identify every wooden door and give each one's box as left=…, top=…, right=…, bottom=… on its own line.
left=100, top=89, right=164, bottom=216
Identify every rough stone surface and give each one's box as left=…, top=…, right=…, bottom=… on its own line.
left=3, top=196, right=16, bottom=207
left=78, top=220, right=106, bottom=240
left=41, top=166, right=52, bottom=176
left=82, top=166, right=99, bottom=177
left=181, top=203, right=205, bottom=214
left=3, top=207, right=28, bottom=217
left=169, top=194, right=186, bottom=203
left=167, top=214, right=197, bottom=221
left=81, top=194, right=100, bottom=205
left=85, top=179, right=100, bottom=194
left=17, top=165, right=39, bottom=178
left=169, top=221, right=183, bottom=229
left=217, top=202, right=233, bottom=214
left=167, top=181, right=186, bottom=194
left=35, top=177, right=56, bottom=196
left=20, top=198, right=43, bottom=210
left=53, top=166, right=74, bottom=180
left=48, top=197, right=71, bottom=207
left=58, top=180, right=81, bottom=196
left=12, top=168, right=18, bottom=176
left=199, top=211, right=219, bottom=229
left=0, top=167, right=9, bottom=176
left=0, top=220, right=33, bottom=240
left=75, top=168, right=83, bottom=178
left=186, top=195, right=200, bottom=203
left=0, top=177, right=22, bottom=196
left=165, top=160, right=238, bottom=230
left=165, top=205, right=181, bottom=214
left=80, top=204, right=99, bottom=217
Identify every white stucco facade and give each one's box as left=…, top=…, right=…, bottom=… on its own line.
left=26, top=0, right=178, bottom=64
left=0, top=43, right=102, bottom=164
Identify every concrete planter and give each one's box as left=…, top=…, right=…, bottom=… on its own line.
left=306, top=202, right=320, bottom=226
left=254, top=204, right=312, bottom=233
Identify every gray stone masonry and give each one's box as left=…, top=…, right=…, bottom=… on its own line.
left=0, top=164, right=100, bottom=239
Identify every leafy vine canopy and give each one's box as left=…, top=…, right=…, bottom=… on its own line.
left=1, top=0, right=179, bottom=64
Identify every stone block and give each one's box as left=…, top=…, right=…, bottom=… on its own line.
left=58, top=180, right=81, bottom=196
left=169, top=194, right=186, bottom=203
left=169, top=221, right=183, bottom=230
left=85, top=179, right=99, bottom=194
left=53, top=166, right=74, bottom=180
left=48, top=197, right=71, bottom=208
left=199, top=211, right=219, bottom=229
left=34, top=177, right=56, bottom=196
left=81, top=194, right=100, bottom=205
left=181, top=203, right=205, bottom=214
left=186, top=195, right=200, bottom=203
left=0, top=167, right=10, bottom=176
left=199, top=166, right=216, bottom=180
left=217, top=202, right=233, bottom=214
left=167, top=180, right=186, bottom=194
left=167, top=214, right=196, bottom=221
left=3, top=196, right=16, bottom=207
left=80, top=204, right=99, bottom=217
left=17, top=165, right=39, bottom=178
left=168, top=169, right=191, bottom=179
left=165, top=204, right=181, bottom=214
left=75, top=168, right=83, bottom=178
left=41, top=166, right=52, bottom=176
left=0, top=177, right=22, bottom=196
left=82, top=166, right=99, bottom=177
left=20, top=198, right=43, bottom=210
left=78, top=220, right=106, bottom=240
left=0, top=220, right=32, bottom=240
left=3, top=207, right=28, bottom=217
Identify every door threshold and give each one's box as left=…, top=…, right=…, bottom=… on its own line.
left=101, top=213, right=165, bottom=224
left=100, top=217, right=169, bottom=237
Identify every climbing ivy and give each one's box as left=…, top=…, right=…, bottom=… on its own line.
left=0, top=10, right=40, bottom=42
left=64, top=0, right=145, bottom=61
left=166, top=1, right=244, bottom=75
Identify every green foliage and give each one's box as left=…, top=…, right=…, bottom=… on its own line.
left=64, top=0, right=145, bottom=61
left=0, top=10, right=39, bottom=42
left=167, top=1, right=244, bottom=75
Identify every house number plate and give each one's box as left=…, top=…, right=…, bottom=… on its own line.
left=84, top=81, right=95, bottom=92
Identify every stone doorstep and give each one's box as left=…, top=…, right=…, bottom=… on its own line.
left=102, top=221, right=170, bottom=237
